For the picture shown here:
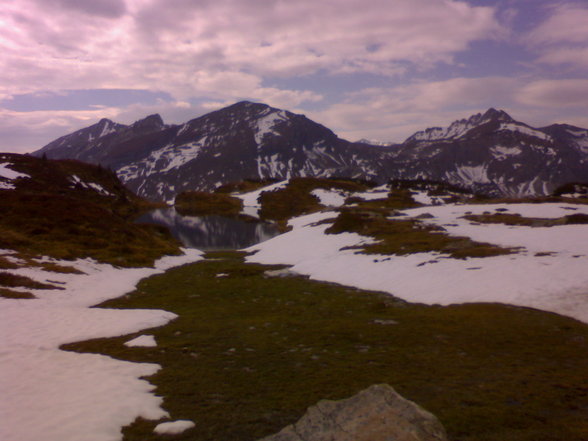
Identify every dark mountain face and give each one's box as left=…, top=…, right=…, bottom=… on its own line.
left=33, top=102, right=588, bottom=201
left=35, top=102, right=386, bottom=201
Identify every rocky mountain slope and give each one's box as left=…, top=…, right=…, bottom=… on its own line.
left=34, top=102, right=588, bottom=201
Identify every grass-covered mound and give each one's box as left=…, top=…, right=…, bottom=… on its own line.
left=258, top=177, right=373, bottom=221
left=326, top=191, right=513, bottom=259
left=65, top=251, right=588, bottom=441
left=216, top=179, right=282, bottom=195
left=175, top=191, right=243, bottom=216
left=464, top=212, right=588, bottom=227
left=0, top=153, right=180, bottom=267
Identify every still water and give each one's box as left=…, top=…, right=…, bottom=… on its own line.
left=136, top=208, right=281, bottom=250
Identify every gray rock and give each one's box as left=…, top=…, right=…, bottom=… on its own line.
left=259, top=384, right=447, bottom=441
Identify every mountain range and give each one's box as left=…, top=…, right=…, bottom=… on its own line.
left=33, top=101, right=588, bottom=201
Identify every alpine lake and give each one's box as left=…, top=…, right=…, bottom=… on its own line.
left=135, top=207, right=281, bottom=250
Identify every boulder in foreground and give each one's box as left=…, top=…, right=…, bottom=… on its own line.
left=259, top=384, right=448, bottom=441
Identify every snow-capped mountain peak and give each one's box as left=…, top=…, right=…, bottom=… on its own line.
left=405, top=108, right=515, bottom=143
left=33, top=103, right=588, bottom=201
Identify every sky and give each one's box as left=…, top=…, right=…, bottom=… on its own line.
left=1, top=0, right=588, bottom=153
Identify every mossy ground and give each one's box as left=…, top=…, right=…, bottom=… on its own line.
left=258, top=177, right=373, bottom=221
left=175, top=191, right=244, bottom=216
left=0, top=154, right=181, bottom=267
left=325, top=193, right=514, bottom=259
left=464, top=212, right=588, bottom=227
left=0, top=271, right=61, bottom=290
left=65, top=251, right=588, bottom=441
left=0, top=287, right=35, bottom=299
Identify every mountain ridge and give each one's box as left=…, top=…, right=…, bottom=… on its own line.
left=33, top=101, right=588, bottom=201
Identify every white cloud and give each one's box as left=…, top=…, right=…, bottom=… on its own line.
left=524, top=4, right=588, bottom=69
left=525, top=4, right=588, bottom=46
left=0, top=0, right=503, bottom=101
left=308, top=76, right=588, bottom=143
left=516, top=79, right=588, bottom=108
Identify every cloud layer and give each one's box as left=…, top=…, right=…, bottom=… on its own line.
left=1, top=0, right=587, bottom=152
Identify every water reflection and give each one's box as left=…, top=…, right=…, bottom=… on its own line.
left=136, top=208, right=281, bottom=250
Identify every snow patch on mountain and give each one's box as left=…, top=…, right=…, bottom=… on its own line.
left=446, top=164, right=491, bottom=186
left=498, top=123, right=552, bottom=141
left=491, top=145, right=522, bottom=160
left=254, top=109, right=288, bottom=145
left=99, top=120, right=118, bottom=138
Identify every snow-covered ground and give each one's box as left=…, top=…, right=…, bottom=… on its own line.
left=0, top=249, right=202, bottom=441
left=248, top=203, right=588, bottom=324
left=232, top=180, right=288, bottom=217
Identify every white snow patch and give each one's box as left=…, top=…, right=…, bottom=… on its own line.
left=499, top=123, right=552, bottom=141
left=154, top=420, right=196, bottom=435
left=311, top=189, right=348, bottom=207
left=448, top=164, right=491, bottom=185
left=0, top=180, right=16, bottom=190
left=247, top=203, right=588, bottom=324
left=125, top=335, right=157, bottom=347
left=410, top=191, right=434, bottom=205
left=69, top=175, right=114, bottom=196
left=351, top=185, right=389, bottom=201
left=99, top=121, right=117, bottom=138
left=490, top=145, right=522, bottom=160
left=0, top=163, right=30, bottom=181
left=0, top=249, right=203, bottom=441
left=254, top=110, right=288, bottom=145
left=233, top=180, right=288, bottom=217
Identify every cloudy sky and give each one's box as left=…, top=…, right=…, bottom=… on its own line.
left=1, top=0, right=588, bottom=152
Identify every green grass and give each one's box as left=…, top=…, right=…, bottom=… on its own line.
left=216, top=179, right=282, bottom=194
left=0, top=287, right=35, bottom=299
left=258, top=177, right=373, bottom=222
left=0, top=154, right=181, bottom=267
left=64, top=252, right=588, bottom=441
left=464, top=212, right=588, bottom=227
left=0, top=271, right=60, bottom=290
left=325, top=198, right=514, bottom=259
left=175, top=191, right=244, bottom=216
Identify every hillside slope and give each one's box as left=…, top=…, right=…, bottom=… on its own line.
left=0, top=153, right=180, bottom=267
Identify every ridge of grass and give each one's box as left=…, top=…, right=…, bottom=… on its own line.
left=0, top=271, right=61, bottom=290
left=258, top=177, right=373, bottom=222
left=215, top=179, right=282, bottom=195
left=175, top=191, right=244, bottom=216
left=0, top=153, right=181, bottom=267
left=64, top=251, right=588, bottom=441
left=325, top=191, right=514, bottom=259
left=0, top=287, right=36, bottom=299
left=464, top=212, right=588, bottom=227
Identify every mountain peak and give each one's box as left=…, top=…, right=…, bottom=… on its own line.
left=481, top=108, right=513, bottom=122
left=98, top=118, right=115, bottom=125
left=132, top=113, right=165, bottom=129
left=405, top=108, right=515, bottom=143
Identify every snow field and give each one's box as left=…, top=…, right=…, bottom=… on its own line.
left=0, top=249, right=202, bottom=441
left=247, top=203, right=588, bottom=324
